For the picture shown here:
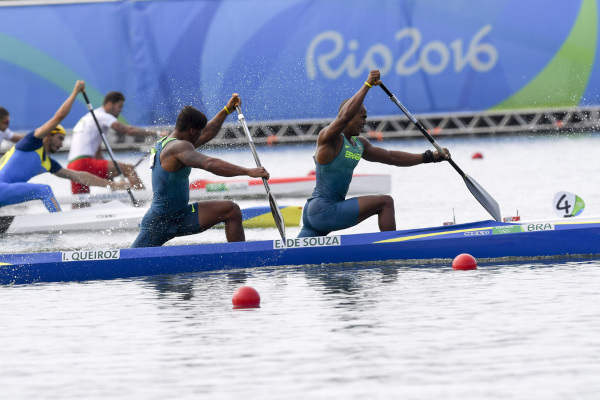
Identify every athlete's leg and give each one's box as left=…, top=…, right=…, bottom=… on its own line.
left=196, top=200, right=245, bottom=242
left=0, top=182, right=61, bottom=212
left=357, top=195, right=396, bottom=231
left=131, top=210, right=174, bottom=248
left=107, top=162, right=145, bottom=190
left=301, top=197, right=358, bottom=234
left=67, top=158, right=93, bottom=195
left=297, top=201, right=329, bottom=237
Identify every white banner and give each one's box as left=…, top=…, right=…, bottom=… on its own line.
left=274, top=236, right=341, bottom=249
left=62, top=249, right=121, bottom=262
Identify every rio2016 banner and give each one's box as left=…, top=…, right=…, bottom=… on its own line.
left=0, top=0, right=598, bottom=131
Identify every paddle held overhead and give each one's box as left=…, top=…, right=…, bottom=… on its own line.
left=379, top=83, right=501, bottom=222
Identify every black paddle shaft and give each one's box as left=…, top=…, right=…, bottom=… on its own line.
left=80, top=90, right=139, bottom=207
left=236, top=105, right=287, bottom=243
left=133, top=150, right=151, bottom=168
left=379, top=83, right=501, bottom=221
left=379, top=83, right=467, bottom=177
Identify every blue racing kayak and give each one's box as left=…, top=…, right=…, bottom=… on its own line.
left=2, top=218, right=600, bottom=285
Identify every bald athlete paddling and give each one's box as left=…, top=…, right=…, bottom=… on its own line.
left=298, top=70, right=450, bottom=238
left=131, top=95, right=270, bottom=248
left=0, top=81, right=129, bottom=212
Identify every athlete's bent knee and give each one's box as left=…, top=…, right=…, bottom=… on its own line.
left=226, top=202, right=242, bottom=219
left=382, top=195, right=394, bottom=208
left=373, top=195, right=394, bottom=211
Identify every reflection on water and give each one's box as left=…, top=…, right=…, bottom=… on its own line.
left=3, top=136, right=600, bottom=399
left=2, top=258, right=600, bottom=399
left=146, top=275, right=197, bottom=301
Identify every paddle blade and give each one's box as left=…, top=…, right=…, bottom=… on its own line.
left=268, top=191, right=286, bottom=243
left=463, top=175, right=501, bottom=221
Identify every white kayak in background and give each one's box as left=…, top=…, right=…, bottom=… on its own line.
left=52, top=173, right=392, bottom=207
left=0, top=201, right=302, bottom=236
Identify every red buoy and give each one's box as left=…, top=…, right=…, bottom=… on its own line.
left=452, top=253, right=477, bottom=270
left=232, top=286, right=261, bottom=309
left=472, top=152, right=483, bottom=159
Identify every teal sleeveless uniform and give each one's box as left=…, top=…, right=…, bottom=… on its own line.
left=298, top=134, right=363, bottom=237
left=131, top=137, right=202, bottom=247
left=0, top=131, right=63, bottom=212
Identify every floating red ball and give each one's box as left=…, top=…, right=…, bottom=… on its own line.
left=472, top=152, right=483, bottom=159
left=232, top=286, right=261, bottom=309
left=452, top=253, right=478, bottom=270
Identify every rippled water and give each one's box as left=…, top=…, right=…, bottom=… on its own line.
left=2, top=134, right=600, bottom=399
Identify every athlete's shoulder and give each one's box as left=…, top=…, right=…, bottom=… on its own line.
left=171, top=138, right=195, bottom=153
left=15, top=131, right=41, bottom=151
left=356, top=135, right=372, bottom=147
left=317, top=126, right=344, bottom=146
left=95, top=108, right=118, bottom=125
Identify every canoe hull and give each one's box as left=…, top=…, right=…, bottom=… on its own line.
left=2, top=219, right=600, bottom=285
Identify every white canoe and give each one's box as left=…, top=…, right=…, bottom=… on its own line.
left=53, top=173, right=391, bottom=206
left=0, top=201, right=302, bottom=235
left=0, top=173, right=390, bottom=215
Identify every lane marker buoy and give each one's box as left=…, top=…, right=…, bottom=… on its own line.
left=232, top=286, right=261, bottom=309
left=452, top=253, right=477, bottom=270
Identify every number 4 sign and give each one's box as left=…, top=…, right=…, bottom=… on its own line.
left=553, top=191, right=585, bottom=218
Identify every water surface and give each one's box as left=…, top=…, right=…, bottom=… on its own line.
left=1, top=134, right=600, bottom=399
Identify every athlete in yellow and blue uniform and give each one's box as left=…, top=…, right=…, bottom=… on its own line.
left=298, top=70, right=450, bottom=238
left=0, top=127, right=67, bottom=211
left=0, top=81, right=130, bottom=212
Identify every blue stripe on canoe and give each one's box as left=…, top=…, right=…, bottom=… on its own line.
left=3, top=219, right=600, bottom=285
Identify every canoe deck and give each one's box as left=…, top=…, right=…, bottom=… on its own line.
left=2, top=218, right=600, bottom=285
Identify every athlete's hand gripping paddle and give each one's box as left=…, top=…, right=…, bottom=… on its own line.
left=236, top=105, right=286, bottom=244
left=80, top=89, right=138, bottom=207
left=379, top=83, right=501, bottom=222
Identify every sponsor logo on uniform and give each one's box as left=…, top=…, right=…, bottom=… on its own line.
left=345, top=150, right=361, bottom=160
left=62, top=249, right=120, bottom=262
left=274, top=235, right=341, bottom=249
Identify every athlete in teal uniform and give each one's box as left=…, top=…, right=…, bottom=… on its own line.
left=298, top=70, right=450, bottom=237
left=131, top=136, right=202, bottom=247
left=0, top=81, right=129, bottom=212
left=131, top=96, right=270, bottom=248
